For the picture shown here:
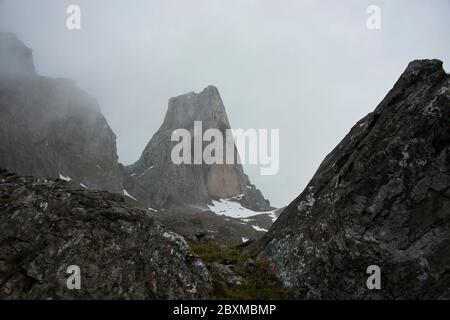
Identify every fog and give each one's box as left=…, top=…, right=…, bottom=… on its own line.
left=0, top=0, right=449, bottom=207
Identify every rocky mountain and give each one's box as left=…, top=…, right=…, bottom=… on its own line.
left=124, top=86, right=277, bottom=245
left=0, top=33, right=276, bottom=247
left=126, top=86, right=271, bottom=212
left=0, top=168, right=211, bottom=299
left=0, top=32, right=124, bottom=193
left=255, top=59, right=450, bottom=299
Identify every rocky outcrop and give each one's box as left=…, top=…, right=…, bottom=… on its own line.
left=0, top=168, right=211, bottom=299
left=257, top=59, right=450, bottom=299
left=0, top=32, right=124, bottom=193
left=126, top=86, right=271, bottom=211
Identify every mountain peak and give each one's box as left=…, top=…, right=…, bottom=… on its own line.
left=0, top=32, right=36, bottom=76
left=127, top=86, right=271, bottom=211
left=404, top=59, right=443, bottom=76
left=163, top=85, right=228, bottom=131
left=201, top=85, right=220, bottom=95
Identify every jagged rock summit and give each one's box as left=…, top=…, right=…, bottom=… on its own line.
left=0, top=32, right=124, bottom=193
left=256, top=59, right=450, bottom=299
left=0, top=168, right=211, bottom=299
left=127, top=85, right=271, bottom=211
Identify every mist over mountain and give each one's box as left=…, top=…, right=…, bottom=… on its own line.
left=0, top=33, right=277, bottom=247
left=0, top=1, right=449, bottom=302
left=0, top=32, right=125, bottom=192
left=2, top=0, right=448, bottom=208
left=0, top=32, right=35, bottom=76
left=126, top=85, right=271, bottom=211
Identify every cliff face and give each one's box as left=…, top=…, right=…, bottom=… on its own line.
left=0, top=169, right=211, bottom=299
left=257, top=60, right=450, bottom=299
left=127, top=86, right=271, bottom=211
left=0, top=32, right=124, bottom=193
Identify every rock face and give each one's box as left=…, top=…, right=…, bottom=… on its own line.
left=0, top=32, right=124, bottom=193
left=0, top=168, right=211, bottom=299
left=257, top=60, right=450, bottom=299
left=127, top=86, right=271, bottom=211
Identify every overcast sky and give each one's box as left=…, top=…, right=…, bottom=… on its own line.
left=1, top=0, right=449, bottom=207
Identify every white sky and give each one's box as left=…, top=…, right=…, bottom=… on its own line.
left=1, top=0, right=449, bottom=207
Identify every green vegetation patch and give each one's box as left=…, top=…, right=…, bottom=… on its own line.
left=188, top=239, right=293, bottom=300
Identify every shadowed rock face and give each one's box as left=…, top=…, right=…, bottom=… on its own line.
left=0, top=32, right=124, bottom=193
left=0, top=169, right=212, bottom=299
left=127, top=86, right=271, bottom=211
left=257, top=59, right=450, bottom=299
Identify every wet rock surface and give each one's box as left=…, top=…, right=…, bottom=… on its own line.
left=257, top=59, right=450, bottom=299
left=0, top=169, right=211, bottom=299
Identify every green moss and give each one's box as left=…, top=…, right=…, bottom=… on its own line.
left=188, top=239, right=293, bottom=300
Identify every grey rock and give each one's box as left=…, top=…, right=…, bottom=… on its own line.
left=209, top=262, right=243, bottom=286
left=255, top=59, right=450, bottom=299
left=126, top=86, right=271, bottom=211
left=153, top=207, right=270, bottom=246
left=0, top=169, right=212, bottom=299
left=0, top=32, right=124, bottom=193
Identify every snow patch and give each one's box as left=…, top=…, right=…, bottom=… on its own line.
left=123, top=189, right=137, bottom=201
left=148, top=207, right=158, bottom=212
left=59, top=174, right=72, bottom=182
left=242, top=237, right=249, bottom=243
left=207, top=198, right=277, bottom=219
left=268, top=211, right=278, bottom=222
left=252, top=225, right=268, bottom=232
left=80, top=183, right=88, bottom=189
left=231, top=194, right=244, bottom=200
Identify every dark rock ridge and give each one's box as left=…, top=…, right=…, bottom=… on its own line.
left=126, top=86, right=271, bottom=211
left=0, top=168, right=211, bottom=299
left=0, top=32, right=124, bottom=193
left=256, top=59, right=450, bottom=299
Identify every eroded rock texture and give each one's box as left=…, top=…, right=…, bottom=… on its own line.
left=0, top=169, right=211, bottom=299
left=258, top=59, right=450, bottom=299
